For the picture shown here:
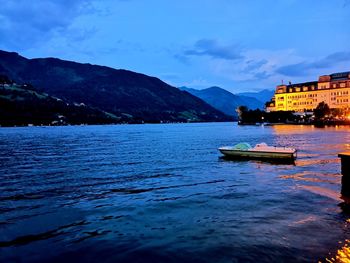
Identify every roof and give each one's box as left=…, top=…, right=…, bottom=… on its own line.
left=330, top=71, right=350, bottom=81
left=286, top=81, right=318, bottom=88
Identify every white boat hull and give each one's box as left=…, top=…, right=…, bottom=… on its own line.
left=219, top=148, right=297, bottom=160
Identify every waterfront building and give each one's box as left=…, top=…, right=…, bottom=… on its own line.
left=266, top=71, right=350, bottom=112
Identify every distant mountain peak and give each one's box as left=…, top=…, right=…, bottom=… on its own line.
left=206, top=86, right=221, bottom=90
left=237, top=89, right=274, bottom=104
left=181, top=85, right=265, bottom=118
left=0, top=50, right=20, bottom=56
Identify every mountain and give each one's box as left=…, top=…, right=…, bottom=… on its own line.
left=0, top=50, right=229, bottom=123
left=180, top=86, right=264, bottom=118
left=0, top=75, right=120, bottom=126
left=237, top=89, right=274, bottom=105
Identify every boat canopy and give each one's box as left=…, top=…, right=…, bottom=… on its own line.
left=233, top=143, right=252, bottom=150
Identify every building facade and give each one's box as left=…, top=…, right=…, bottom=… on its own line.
left=266, top=71, right=350, bottom=112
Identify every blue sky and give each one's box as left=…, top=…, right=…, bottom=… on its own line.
left=0, top=0, right=349, bottom=93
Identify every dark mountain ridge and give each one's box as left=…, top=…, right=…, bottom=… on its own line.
left=0, top=50, right=230, bottom=123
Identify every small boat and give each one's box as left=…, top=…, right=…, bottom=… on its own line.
left=218, top=142, right=297, bottom=161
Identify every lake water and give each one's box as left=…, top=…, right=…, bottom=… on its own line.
left=1, top=122, right=350, bottom=262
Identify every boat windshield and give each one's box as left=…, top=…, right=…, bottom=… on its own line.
left=233, top=143, right=252, bottom=150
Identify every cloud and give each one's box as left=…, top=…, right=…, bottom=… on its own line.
left=243, top=59, right=268, bottom=72
left=276, top=51, right=350, bottom=76
left=0, top=0, right=96, bottom=50
left=183, top=39, right=243, bottom=60
left=173, top=54, right=190, bottom=65
left=177, top=43, right=297, bottom=84
left=253, top=71, right=271, bottom=80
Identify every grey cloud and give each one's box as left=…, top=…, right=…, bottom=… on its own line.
left=275, top=62, right=308, bottom=76
left=254, top=71, right=271, bottom=80
left=243, top=59, right=268, bottom=72
left=276, top=51, right=350, bottom=76
left=183, top=39, right=243, bottom=60
left=174, top=54, right=190, bottom=65
left=236, top=59, right=270, bottom=81
left=0, top=0, right=95, bottom=50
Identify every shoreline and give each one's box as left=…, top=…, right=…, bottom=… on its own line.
left=2, top=120, right=350, bottom=128
left=0, top=120, right=235, bottom=128
left=239, top=120, right=350, bottom=126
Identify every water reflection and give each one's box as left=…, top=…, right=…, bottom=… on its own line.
left=325, top=239, right=350, bottom=263
left=272, top=124, right=317, bottom=135
left=272, top=125, right=350, bottom=262
left=280, top=171, right=340, bottom=184
left=272, top=124, right=350, bottom=135
left=219, top=156, right=296, bottom=165
left=296, top=158, right=340, bottom=167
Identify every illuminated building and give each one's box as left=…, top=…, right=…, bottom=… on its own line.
left=266, top=71, right=350, bottom=112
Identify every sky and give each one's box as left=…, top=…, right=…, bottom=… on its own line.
left=0, top=0, right=349, bottom=93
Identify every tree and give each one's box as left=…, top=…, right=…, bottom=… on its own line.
left=314, top=101, right=330, bottom=120
left=0, top=75, right=12, bottom=84
left=236, top=105, right=248, bottom=120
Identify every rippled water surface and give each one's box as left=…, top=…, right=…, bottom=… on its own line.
left=1, top=123, right=350, bottom=262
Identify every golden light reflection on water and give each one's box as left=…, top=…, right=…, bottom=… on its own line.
left=272, top=124, right=350, bottom=262
left=272, top=124, right=316, bottom=135
left=321, top=219, right=350, bottom=262
left=296, top=158, right=340, bottom=167
left=279, top=171, right=341, bottom=185
left=289, top=215, right=317, bottom=226
left=323, top=238, right=350, bottom=263
left=272, top=124, right=350, bottom=135
left=298, top=185, right=341, bottom=201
